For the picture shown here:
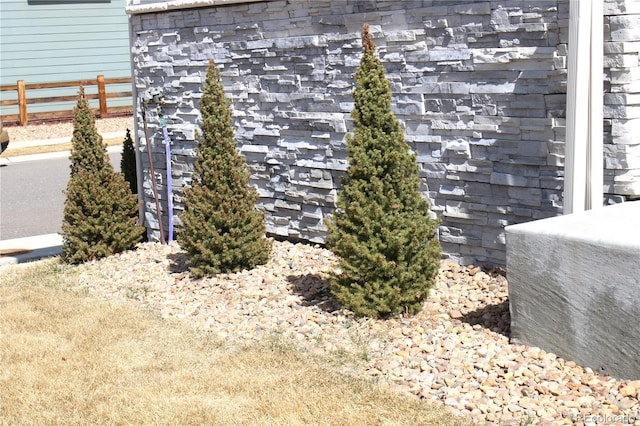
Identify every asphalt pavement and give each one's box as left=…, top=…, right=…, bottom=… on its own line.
left=0, top=135, right=122, bottom=266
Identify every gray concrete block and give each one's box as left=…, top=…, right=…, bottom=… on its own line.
left=506, top=201, right=640, bottom=380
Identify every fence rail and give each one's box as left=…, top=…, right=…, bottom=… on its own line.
left=0, top=75, right=133, bottom=126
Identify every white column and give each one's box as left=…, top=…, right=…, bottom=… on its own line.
left=565, top=0, right=603, bottom=214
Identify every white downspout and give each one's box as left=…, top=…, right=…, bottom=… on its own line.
left=587, top=0, right=603, bottom=210
left=565, top=0, right=603, bottom=214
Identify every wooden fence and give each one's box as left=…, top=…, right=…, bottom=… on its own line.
left=0, top=75, right=133, bottom=126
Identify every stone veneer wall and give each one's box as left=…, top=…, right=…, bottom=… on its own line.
left=128, top=0, right=640, bottom=266
left=605, top=1, right=640, bottom=196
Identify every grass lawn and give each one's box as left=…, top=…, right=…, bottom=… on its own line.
left=0, top=259, right=474, bottom=425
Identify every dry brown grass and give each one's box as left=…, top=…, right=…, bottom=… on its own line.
left=0, top=260, right=474, bottom=426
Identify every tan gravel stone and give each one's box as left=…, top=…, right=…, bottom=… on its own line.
left=620, top=381, right=639, bottom=397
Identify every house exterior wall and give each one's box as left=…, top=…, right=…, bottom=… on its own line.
left=605, top=0, right=640, bottom=196
left=128, top=0, right=640, bottom=266
left=0, top=0, right=132, bottom=115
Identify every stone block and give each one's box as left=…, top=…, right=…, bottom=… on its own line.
left=609, top=15, right=640, bottom=42
left=451, top=2, right=491, bottom=15
left=605, top=143, right=640, bottom=169
left=610, top=66, right=640, bottom=85
left=611, top=117, right=640, bottom=145
left=470, top=82, right=516, bottom=94
left=613, top=168, right=640, bottom=195
left=439, top=184, right=466, bottom=197
left=490, top=172, right=532, bottom=187
left=506, top=201, right=640, bottom=380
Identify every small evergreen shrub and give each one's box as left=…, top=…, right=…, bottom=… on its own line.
left=178, top=59, right=272, bottom=277
left=121, top=128, right=138, bottom=194
left=61, top=88, right=144, bottom=264
left=326, top=24, right=441, bottom=318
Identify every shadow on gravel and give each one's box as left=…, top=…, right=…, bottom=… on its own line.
left=167, top=252, right=190, bottom=274
left=287, top=274, right=341, bottom=313
left=459, top=300, right=511, bottom=338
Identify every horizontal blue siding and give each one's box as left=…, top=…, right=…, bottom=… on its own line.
left=2, top=16, right=125, bottom=29
left=0, top=0, right=132, bottom=116
left=2, top=23, right=125, bottom=36
left=1, top=32, right=130, bottom=44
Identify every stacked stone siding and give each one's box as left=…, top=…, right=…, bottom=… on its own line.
left=605, top=1, right=640, bottom=196
left=129, top=0, right=640, bottom=266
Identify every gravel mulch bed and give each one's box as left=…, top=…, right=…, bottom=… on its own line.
left=6, top=116, right=133, bottom=142
left=73, top=240, right=640, bottom=426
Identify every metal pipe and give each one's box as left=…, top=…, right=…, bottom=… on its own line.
left=141, top=102, right=166, bottom=244
left=160, top=113, right=174, bottom=242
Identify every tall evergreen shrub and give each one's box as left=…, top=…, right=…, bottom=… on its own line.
left=61, top=88, right=144, bottom=264
left=178, top=60, right=272, bottom=277
left=326, top=24, right=441, bottom=318
left=121, top=128, right=138, bottom=194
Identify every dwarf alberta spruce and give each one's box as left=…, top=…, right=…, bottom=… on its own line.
left=120, top=128, right=138, bottom=195
left=178, top=60, right=272, bottom=277
left=62, top=88, right=143, bottom=264
left=326, top=24, right=441, bottom=318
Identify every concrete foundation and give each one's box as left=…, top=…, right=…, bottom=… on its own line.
left=506, top=201, right=640, bottom=380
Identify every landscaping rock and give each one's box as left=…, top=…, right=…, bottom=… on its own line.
left=74, top=240, right=640, bottom=425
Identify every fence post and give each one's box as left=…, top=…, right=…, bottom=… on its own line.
left=17, top=80, right=27, bottom=126
left=97, top=74, right=107, bottom=118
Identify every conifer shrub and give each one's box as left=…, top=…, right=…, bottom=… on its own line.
left=178, top=59, right=272, bottom=277
left=326, top=24, right=441, bottom=318
left=121, top=128, right=138, bottom=194
left=61, top=88, right=144, bottom=264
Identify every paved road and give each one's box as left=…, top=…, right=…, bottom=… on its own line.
left=0, top=151, right=121, bottom=240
